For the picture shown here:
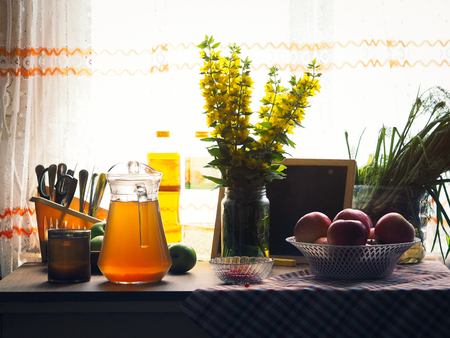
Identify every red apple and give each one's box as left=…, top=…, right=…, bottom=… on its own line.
left=375, top=212, right=415, bottom=244
left=294, top=212, right=331, bottom=243
left=313, top=237, right=328, bottom=245
left=327, top=219, right=368, bottom=246
left=333, top=208, right=372, bottom=235
left=368, top=227, right=376, bottom=240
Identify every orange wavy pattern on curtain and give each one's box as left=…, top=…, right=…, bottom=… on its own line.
left=1, top=39, right=448, bottom=77
left=0, top=45, right=169, bottom=77
left=0, top=207, right=35, bottom=218
left=0, top=208, right=38, bottom=238
left=0, top=66, right=169, bottom=77
left=0, top=47, right=92, bottom=56
left=168, top=39, right=450, bottom=50
left=0, top=45, right=167, bottom=56
left=170, top=60, right=450, bottom=72
left=0, top=68, right=91, bottom=77
left=0, top=226, right=38, bottom=238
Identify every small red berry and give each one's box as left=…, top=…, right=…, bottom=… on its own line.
left=244, top=283, right=250, bottom=288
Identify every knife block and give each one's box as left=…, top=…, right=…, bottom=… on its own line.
left=30, top=189, right=108, bottom=262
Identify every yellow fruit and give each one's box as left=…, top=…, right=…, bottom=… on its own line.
left=91, top=235, right=104, bottom=251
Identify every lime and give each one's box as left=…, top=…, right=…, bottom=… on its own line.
left=169, top=243, right=197, bottom=273
left=90, top=222, right=105, bottom=239
left=91, top=235, right=104, bottom=251
left=95, top=221, right=106, bottom=230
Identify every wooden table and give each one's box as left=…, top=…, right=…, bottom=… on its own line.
left=0, top=261, right=304, bottom=338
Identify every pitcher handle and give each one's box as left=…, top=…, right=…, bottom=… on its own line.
left=136, top=184, right=149, bottom=248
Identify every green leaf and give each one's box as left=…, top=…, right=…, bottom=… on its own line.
left=271, top=152, right=286, bottom=162
left=208, top=158, right=230, bottom=166
left=218, top=142, right=231, bottom=154
left=208, top=147, right=223, bottom=157
left=263, top=171, right=285, bottom=182
left=201, top=137, right=216, bottom=142
left=292, top=119, right=303, bottom=127
left=259, top=122, right=272, bottom=128
left=203, top=175, right=226, bottom=185
left=276, top=133, right=290, bottom=146
left=271, top=164, right=287, bottom=172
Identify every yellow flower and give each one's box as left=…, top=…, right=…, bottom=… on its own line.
left=257, top=159, right=269, bottom=170
left=242, top=75, right=253, bottom=87
left=236, top=128, right=249, bottom=142
left=230, top=155, right=243, bottom=167
left=245, top=158, right=258, bottom=170
left=211, top=50, right=221, bottom=59
left=273, top=142, right=284, bottom=152
left=258, top=106, right=270, bottom=117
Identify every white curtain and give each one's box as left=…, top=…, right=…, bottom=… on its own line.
left=1, top=0, right=450, bottom=277
left=0, top=0, right=93, bottom=278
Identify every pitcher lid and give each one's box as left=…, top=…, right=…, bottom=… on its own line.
left=107, top=161, right=162, bottom=181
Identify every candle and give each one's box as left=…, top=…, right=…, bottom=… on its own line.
left=47, top=229, right=91, bottom=282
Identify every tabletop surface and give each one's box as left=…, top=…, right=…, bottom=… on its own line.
left=0, top=261, right=306, bottom=303
left=3, top=258, right=450, bottom=338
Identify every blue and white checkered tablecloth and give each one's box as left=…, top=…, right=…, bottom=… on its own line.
left=180, top=260, right=450, bottom=338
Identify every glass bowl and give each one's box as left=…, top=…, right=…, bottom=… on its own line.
left=286, top=236, right=420, bottom=280
left=210, top=256, right=274, bottom=284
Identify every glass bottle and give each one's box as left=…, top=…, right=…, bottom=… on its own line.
left=147, top=131, right=182, bottom=243
left=185, top=131, right=218, bottom=189
left=181, top=131, right=219, bottom=260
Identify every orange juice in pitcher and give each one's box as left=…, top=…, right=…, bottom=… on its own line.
left=97, top=161, right=172, bottom=284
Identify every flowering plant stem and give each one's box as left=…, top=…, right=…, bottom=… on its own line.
left=198, top=35, right=321, bottom=188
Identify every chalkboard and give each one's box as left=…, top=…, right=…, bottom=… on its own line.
left=210, top=159, right=356, bottom=262
left=266, top=159, right=356, bottom=262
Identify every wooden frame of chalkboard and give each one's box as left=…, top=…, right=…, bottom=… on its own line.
left=210, top=158, right=356, bottom=262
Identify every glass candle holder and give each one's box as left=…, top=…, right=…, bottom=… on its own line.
left=47, top=229, right=91, bottom=282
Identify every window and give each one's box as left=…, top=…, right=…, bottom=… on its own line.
left=1, top=0, right=450, bottom=275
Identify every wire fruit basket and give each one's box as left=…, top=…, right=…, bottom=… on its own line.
left=286, top=236, right=420, bottom=280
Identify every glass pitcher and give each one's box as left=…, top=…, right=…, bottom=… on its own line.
left=97, top=161, right=172, bottom=284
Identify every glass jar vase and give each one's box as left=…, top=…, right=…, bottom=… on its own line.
left=221, top=186, right=270, bottom=257
left=353, top=185, right=433, bottom=264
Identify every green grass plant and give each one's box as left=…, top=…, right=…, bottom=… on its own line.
left=347, top=87, right=450, bottom=262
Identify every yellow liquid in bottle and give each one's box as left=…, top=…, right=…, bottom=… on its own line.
left=148, top=153, right=182, bottom=243
left=158, top=190, right=181, bottom=243
left=98, top=200, right=172, bottom=284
